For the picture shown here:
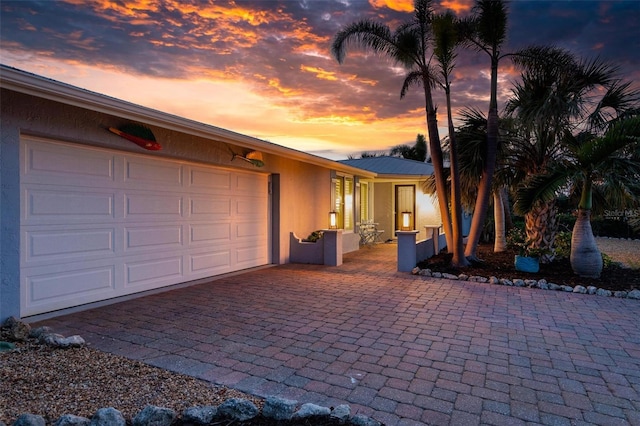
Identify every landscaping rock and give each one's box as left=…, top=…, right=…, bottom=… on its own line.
left=29, top=326, right=53, bottom=339
left=587, top=286, right=598, bottom=295
left=536, top=281, right=549, bottom=290
left=573, top=285, right=587, bottom=294
left=561, top=285, right=574, bottom=292
left=3, top=316, right=31, bottom=341
left=217, top=398, right=258, bottom=422
left=628, top=289, right=640, bottom=300
left=13, top=414, right=45, bottom=426
left=614, top=291, right=628, bottom=298
left=458, top=274, right=469, bottom=281
left=524, top=279, right=538, bottom=287
left=469, top=276, right=488, bottom=283
left=432, top=272, right=442, bottom=278
left=411, top=267, right=420, bottom=275
left=262, top=397, right=297, bottom=421
left=53, top=414, right=90, bottom=426
left=499, top=278, right=513, bottom=286
left=419, top=268, right=432, bottom=276
left=40, top=333, right=86, bottom=348
left=489, top=276, right=500, bottom=285
left=293, top=403, right=331, bottom=418
left=596, top=288, right=612, bottom=297
left=90, top=407, right=126, bottom=426
left=132, top=405, right=175, bottom=426
left=513, top=279, right=525, bottom=287
left=330, top=404, right=351, bottom=421
left=442, top=273, right=458, bottom=280
left=181, top=406, right=217, bottom=425
left=548, top=283, right=561, bottom=291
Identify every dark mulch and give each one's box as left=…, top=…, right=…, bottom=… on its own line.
left=418, top=244, right=640, bottom=293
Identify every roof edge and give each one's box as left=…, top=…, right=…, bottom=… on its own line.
left=0, top=65, right=375, bottom=178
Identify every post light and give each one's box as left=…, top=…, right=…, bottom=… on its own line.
left=401, top=211, right=412, bottom=231
left=329, top=211, right=337, bottom=229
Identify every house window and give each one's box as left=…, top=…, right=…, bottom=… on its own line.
left=360, top=182, right=369, bottom=222
left=333, top=175, right=354, bottom=230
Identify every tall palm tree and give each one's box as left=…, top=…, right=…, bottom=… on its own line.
left=390, top=134, right=428, bottom=161
left=331, top=0, right=457, bottom=260
left=430, top=11, right=468, bottom=265
left=516, top=116, right=640, bottom=277
left=460, top=0, right=509, bottom=261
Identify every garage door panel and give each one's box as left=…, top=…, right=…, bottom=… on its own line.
left=25, top=189, right=115, bottom=222
left=125, top=193, right=183, bottom=217
left=125, top=256, right=183, bottom=286
left=23, top=139, right=116, bottom=184
left=25, top=227, right=115, bottom=264
left=125, top=225, right=183, bottom=250
left=190, top=250, right=232, bottom=274
left=190, top=197, right=231, bottom=216
left=189, top=168, right=232, bottom=191
left=21, top=139, right=269, bottom=317
left=190, top=223, right=231, bottom=243
left=124, top=158, right=184, bottom=188
left=24, top=264, right=115, bottom=311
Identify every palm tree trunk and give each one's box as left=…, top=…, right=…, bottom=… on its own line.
left=423, top=81, right=453, bottom=252
left=524, top=200, right=558, bottom=263
left=570, top=209, right=602, bottom=278
left=465, top=57, right=500, bottom=260
left=445, top=86, right=469, bottom=266
left=501, top=187, right=513, bottom=232
left=493, top=191, right=507, bottom=252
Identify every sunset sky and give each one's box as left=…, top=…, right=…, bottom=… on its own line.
left=1, top=0, right=638, bottom=160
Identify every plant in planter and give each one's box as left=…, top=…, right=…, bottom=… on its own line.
left=507, top=228, right=550, bottom=273
left=302, top=230, right=324, bottom=243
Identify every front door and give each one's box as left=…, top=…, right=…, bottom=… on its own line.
left=395, top=184, right=415, bottom=231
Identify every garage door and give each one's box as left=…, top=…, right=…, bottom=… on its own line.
left=20, top=136, right=269, bottom=317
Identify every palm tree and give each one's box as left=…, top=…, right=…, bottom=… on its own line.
left=331, top=0, right=457, bottom=260
left=460, top=0, right=509, bottom=261
left=431, top=11, right=468, bottom=265
left=516, top=116, right=640, bottom=277
left=390, top=134, right=427, bottom=161
left=511, top=48, right=640, bottom=277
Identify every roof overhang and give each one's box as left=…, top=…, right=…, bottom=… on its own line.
left=0, top=65, right=375, bottom=179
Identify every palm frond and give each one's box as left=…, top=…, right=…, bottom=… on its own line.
left=331, top=20, right=395, bottom=64
left=513, top=170, right=572, bottom=215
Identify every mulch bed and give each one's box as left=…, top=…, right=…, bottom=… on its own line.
left=418, top=244, right=640, bottom=293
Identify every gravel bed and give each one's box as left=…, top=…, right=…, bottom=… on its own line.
left=0, top=336, right=263, bottom=424
left=596, top=237, right=640, bottom=268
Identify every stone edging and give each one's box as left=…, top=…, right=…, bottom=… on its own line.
left=1, top=318, right=383, bottom=426
left=411, top=267, right=640, bottom=300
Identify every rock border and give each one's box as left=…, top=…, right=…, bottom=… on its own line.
left=411, top=267, right=640, bottom=300
left=1, top=318, right=382, bottom=426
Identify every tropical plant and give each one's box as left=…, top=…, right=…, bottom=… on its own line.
left=390, top=134, right=428, bottom=161
left=510, top=47, right=640, bottom=277
left=331, top=0, right=458, bottom=262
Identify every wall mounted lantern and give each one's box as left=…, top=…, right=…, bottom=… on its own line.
left=401, top=212, right=412, bottom=231
left=329, top=211, right=338, bottom=229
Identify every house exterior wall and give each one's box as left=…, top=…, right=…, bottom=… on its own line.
left=0, top=89, right=333, bottom=321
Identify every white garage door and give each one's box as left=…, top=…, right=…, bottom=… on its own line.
left=20, top=136, right=269, bottom=317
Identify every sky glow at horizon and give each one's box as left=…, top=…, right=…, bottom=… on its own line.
left=1, top=0, right=638, bottom=160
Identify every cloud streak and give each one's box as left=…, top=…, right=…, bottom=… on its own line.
left=1, top=0, right=638, bottom=159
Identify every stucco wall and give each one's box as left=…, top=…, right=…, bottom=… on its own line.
left=0, top=89, right=333, bottom=320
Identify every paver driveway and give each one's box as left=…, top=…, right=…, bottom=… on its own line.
left=40, top=244, right=640, bottom=425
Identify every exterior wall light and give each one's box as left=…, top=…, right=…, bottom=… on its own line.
left=401, top=211, right=412, bottom=231
left=329, top=211, right=337, bottom=229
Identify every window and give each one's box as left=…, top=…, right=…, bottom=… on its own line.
left=332, top=175, right=354, bottom=230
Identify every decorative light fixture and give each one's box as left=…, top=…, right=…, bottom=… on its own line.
left=401, top=212, right=412, bottom=231
left=329, top=211, right=337, bottom=229
left=231, top=150, right=265, bottom=167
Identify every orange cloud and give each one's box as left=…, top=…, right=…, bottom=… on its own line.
left=368, top=0, right=414, bottom=12
left=300, top=65, right=338, bottom=81
left=440, top=0, right=473, bottom=14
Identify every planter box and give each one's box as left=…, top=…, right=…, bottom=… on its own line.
left=514, top=255, right=539, bottom=273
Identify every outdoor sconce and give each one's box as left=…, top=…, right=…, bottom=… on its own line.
left=329, top=211, right=337, bottom=229
left=401, top=212, right=412, bottom=231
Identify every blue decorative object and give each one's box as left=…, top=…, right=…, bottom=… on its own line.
left=515, top=255, right=539, bottom=273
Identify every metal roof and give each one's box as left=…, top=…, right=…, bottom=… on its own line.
left=0, top=65, right=375, bottom=178
left=338, top=156, right=434, bottom=177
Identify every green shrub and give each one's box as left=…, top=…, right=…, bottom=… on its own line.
left=554, top=231, right=572, bottom=260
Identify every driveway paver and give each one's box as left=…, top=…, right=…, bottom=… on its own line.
left=39, top=244, right=640, bottom=425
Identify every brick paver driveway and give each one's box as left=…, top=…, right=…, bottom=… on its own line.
left=42, top=244, right=640, bottom=425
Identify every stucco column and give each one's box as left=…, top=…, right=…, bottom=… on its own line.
left=322, top=229, right=343, bottom=266
left=397, top=230, right=419, bottom=272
